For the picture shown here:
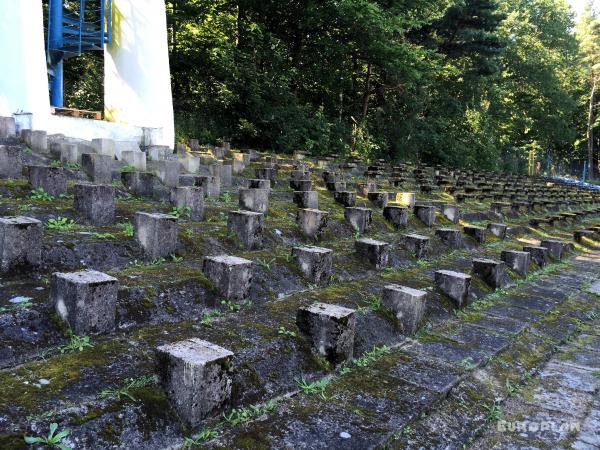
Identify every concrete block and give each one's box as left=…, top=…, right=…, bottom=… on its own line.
left=540, top=239, right=565, bottom=260
left=157, top=339, right=233, bottom=426
left=297, top=209, right=329, bottom=238
left=501, top=250, right=530, bottom=277
left=334, top=191, right=357, bottom=207
left=0, top=116, right=17, bottom=138
left=382, top=284, right=427, bottom=335
left=472, top=258, right=507, bottom=289
left=255, top=167, right=276, bottom=180
left=27, top=165, right=67, bottom=196
left=121, top=172, right=154, bottom=197
left=239, top=188, right=269, bottom=214
left=523, top=245, right=549, bottom=267
left=179, top=155, right=200, bottom=173
left=0, top=216, right=42, bottom=272
left=403, top=233, right=430, bottom=259
left=73, top=184, right=115, bottom=226
left=197, top=175, right=220, bottom=198
left=398, top=192, right=416, bottom=208
left=147, top=145, right=170, bottom=161
left=441, top=204, right=460, bottom=223
left=92, top=138, right=116, bottom=158
left=156, top=160, right=180, bottom=188
left=0, top=146, right=23, bottom=179
left=367, top=192, right=388, bottom=208
left=383, top=206, right=408, bottom=228
left=434, top=270, right=471, bottom=308
left=170, top=187, right=204, bottom=221
left=227, top=210, right=264, bottom=249
left=121, top=150, right=146, bottom=171
left=344, top=207, right=372, bottom=233
left=435, top=228, right=463, bottom=248
left=487, top=223, right=507, bottom=239
left=247, top=179, right=271, bottom=190
left=134, top=212, right=178, bottom=258
left=22, top=130, right=47, bottom=152
left=290, top=179, right=312, bottom=191
left=355, top=238, right=390, bottom=269
left=357, top=182, right=376, bottom=197
left=114, top=141, right=140, bottom=160
left=463, top=225, right=486, bottom=244
left=292, top=246, right=333, bottom=285
left=202, top=255, right=253, bottom=300
left=293, top=191, right=318, bottom=209
left=81, top=153, right=113, bottom=184
left=52, top=270, right=118, bottom=334
left=296, top=302, right=356, bottom=365
left=574, top=229, right=595, bottom=243
left=414, top=204, right=436, bottom=227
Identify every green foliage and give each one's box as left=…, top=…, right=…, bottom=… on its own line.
left=91, top=232, right=116, bottom=239
left=98, top=375, right=159, bottom=402
left=59, top=332, right=93, bottom=354
left=120, top=164, right=137, bottom=173
left=277, top=326, right=297, bottom=338
left=24, top=423, right=71, bottom=450
left=222, top=400, right=278, bottom=425
left=31, top=188, right=54, bottom=202
left=183, top=426, right=222, bottom=448
left=295, top=377, right=330, bottom=399
left=118, top=222, right=134, bottom=237
left=46, top=217, right=77, bottom=231
left=169, top=206, right=192, bottom=218
left=256, top=257, right=276, bottom=271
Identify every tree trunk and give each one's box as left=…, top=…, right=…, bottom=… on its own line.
left=360, top=63, right=372, bottom=124
left=587, top=75, right=596, bottom=180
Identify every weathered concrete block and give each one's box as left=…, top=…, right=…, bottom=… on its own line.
left=414, top=204, right=436, bottom=227
left=382, top=284, right=427, bottom=335
left=202, top=255, right=253, bottom=300
left=344, top=207, right=372, bottom=233
left=326, top=181, right=347, bottom=192
left=383, top=206, right=408, bottom=228
left=156, top=160, right=180, bottom=188
left=290, top=179, right=312, bottom=191
left=292, top=246, right=333, bottom=285
left=0, top=216, right=42, bottom=272
left=368, top=192, right=388, bottom=208
left=523, top=245, right=549, bottom=267
left=147, top=145, right=170, bottom=161
left=239, top=188, right=269, bottom=214
left=441, top=204, right=460, bottom=223
left=487, top=223, right=507, bottom=239
left=435, top=228, right=463, bottom=248
left=134, top=212, right=178, bottom=258
left=398, top=192, right=416, bottom=208
left=157, top=339, right=233, bottom=426
left=574, top=229, right=595, bottom=243
left=22, top=130, right=47, bottom=152
left=73, top=184, right=115, bottom=226
left=121, top=150, right=146, bottom=171
left=472, top=258, right=507, bottom=289
left=297, top=209, right=329, bottom=238
left=216, top=164, right=232, bottom=187
left=296, top=302, right=356, bottom=365
left=197, top=175, right=221, bottom=198
left=255, top=167, right=276, bottom=180
left=81, top=153, right=113, bottom=184
left=0, top=146, right=23, bottom=179
left=334, top=191, right=357, bottom=207
left=355, top=238, right=390, bottom=269
left=403, top=233, right=430, bottom=259
left=121, top=171, right=154, bottom=197
left=51, top=270, right=118, bottom=334
left=540, top=239, right=565, bottom=260
left=463, top=225, right=486, bottom=244
left=247, top=179, right=271, bottom=190
left=27, top=165, right=67, bottom=196
left=291, top=169, right=310, bottom=180
left=92, top=138, right=116, bottom=158
left=357, top=182, right=376, bottom=197
left=227, top=210, right=264, bottom=249
left=0, top=116, right=17, bottom=138
left=501, top=250, right=530, bottom=277
left=434, top=270, right=471, bottom=308
left=293, top=191, right=318, bottom=209
left=179, top=155, right=200, bottom=173
left=170, top=187, right=204, bottom=221
left=114, top=141, right=140, bottom=160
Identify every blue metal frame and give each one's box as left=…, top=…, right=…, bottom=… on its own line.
left=47, top=0, right=112, bottom=107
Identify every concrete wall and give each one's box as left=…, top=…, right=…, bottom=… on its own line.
left=104, top=0, right=175, bottom=148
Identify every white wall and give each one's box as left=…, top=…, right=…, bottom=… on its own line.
left=0, top=0, right=51, bottom=127
left=104, top=0, right=175, bottom=148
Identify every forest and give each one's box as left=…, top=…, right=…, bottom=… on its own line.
left=63, top=0, right=600, bottom=175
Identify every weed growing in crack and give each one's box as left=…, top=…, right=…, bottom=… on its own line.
left=295, top=377, right=330, bottom=399
left=24, top=422, right=71, bottom=450
left=98, top=375, right=159, bottom=402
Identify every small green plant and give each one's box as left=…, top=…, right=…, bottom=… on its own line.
left=98, top=375, right=158, bottom=402
left=221, top=299, right=242, bottom=312
left=128, top=259, right=144, bottom=268
left=353, top=345, right=390, bottom=367
left=24, top=422, right=71, bottom=450
left=221, top=192, right=232, bottom=203
left=65, top=162, right=80, bottom=169
left=222, top=400, right=277, bottom=426
left=183, top=228, right=194, bottom=239
left=91, top=232, right=116, bottom=239
left=353, top=230, right=361, bottom=240
left=362, top=293, right=381, bottom=312
left=200, top=310, right=222, bottom=326
left=278, top=326, right=297, bottom=337
left=59, top=332, right=93, bottom=354
left=459, top=357, right=477, bottom=371
left=169, top=206, right=192, bottom=219
left=170, top=254, right=183, bottom=263
left=120, top=164, right=137, bottom=173
left=51, top=160, right=62, bottom=168
left=46, top=217, right=77, bottom=231
left=505, top=379, right=519, bottom=397
left=256, top=257, right=276, bottom=271
left=118, top=222, right=134, bottom=237
left=483, top=402, right=502, bottom=422
left=150, top=257, right=166, bottom=266
left=30, top=188, right=54, bottom=201
left=296, top=377, right=330, bottom=399
left=182, top=426, right=221, bottom=448
left=0, top=300, right=33, bottom=314
left=18, top=203, right=33, bottom=212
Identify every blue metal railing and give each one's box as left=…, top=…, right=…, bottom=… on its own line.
left=47, top=0, right=112, bottom=107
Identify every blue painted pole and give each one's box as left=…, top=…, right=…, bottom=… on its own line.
left=49, top=0, right=64, bottom=107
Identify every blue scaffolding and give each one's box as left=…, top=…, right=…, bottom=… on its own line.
left=46, top=0, right=112, bottom=107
